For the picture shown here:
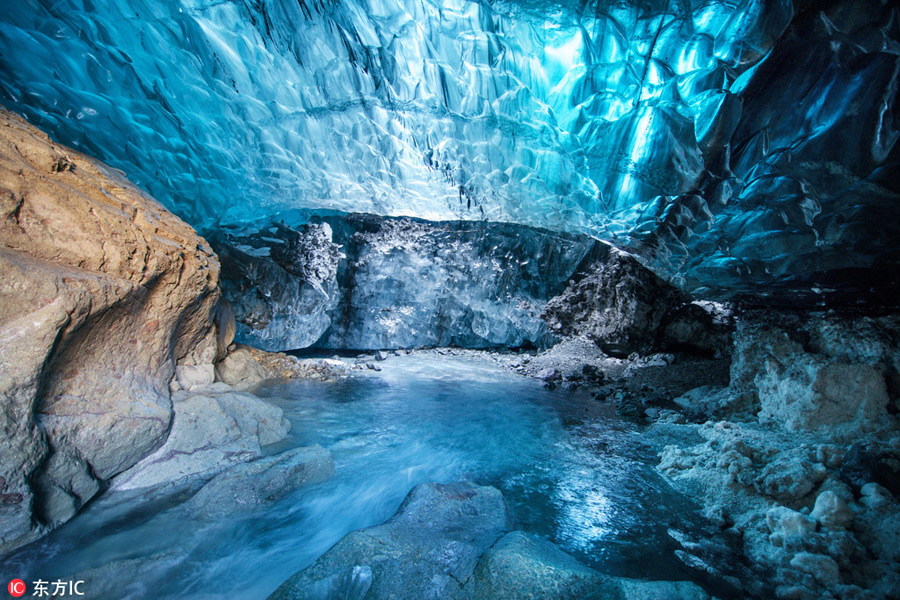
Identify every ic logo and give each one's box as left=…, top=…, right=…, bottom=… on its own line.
left=7, top=579, right=26, bottom=597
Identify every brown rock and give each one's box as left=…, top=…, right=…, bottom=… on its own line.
left=0, top=108, right=219, bottom=553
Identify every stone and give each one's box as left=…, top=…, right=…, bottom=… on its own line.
left=175, top=364, right=216, bottom=390
left=0, top=108, right=219, bottom=553
left=673, top=385, right=753, bottom=419
left=467, top=531, right=610, bottom=600
left=294, top=566, right=373, bottom=600
left=789, top=553, right=841, bottom=587
left=111, top=385, right=290, bottom=491
left=859, top=483, right=894, bottom=511
left=810, top=491, right=853, bottom=530
left=541, top=248, right=690, bottom=356
left=215, top=344, right=352, bottom=389
left=757, top=357, right=889, bottom=439
left=466, top=531, right=707, bottom=600
left=537, top=368, right=561, bottom=382
left=731, top=312, right=898, bottom=440
left=855, top=484, right=900, bottom=564
left=214, top=298, right=237, bottom=361
left=766, top=507, right=816, bottom=550
left=184, top=445, right=334, bottom=519
left=215, top=347, right=272, bottom=388
left=755, top=457, right=826, bottom=503
left=839, top=443, right=900, bottom=498
left=268, top=481, right=511, bottom=600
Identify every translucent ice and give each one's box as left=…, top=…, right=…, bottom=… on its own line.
left=0, top=0, right=896, bottom=300
left=214, top=215, right=597, bottom=350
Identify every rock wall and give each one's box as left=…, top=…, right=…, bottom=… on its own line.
left=541, top=248, right=733, bottom=357
left=0, top=108, right=220, bottom=553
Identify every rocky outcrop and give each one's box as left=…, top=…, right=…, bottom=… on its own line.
left=659, top=422, right=900, bottom=600
left=269, top=480, right=512, bottom=600
left=541, top=249, right=732, bottom=357
left=656, top=310, right=900, bottom=599
left=183, top=445, right=335, bottom=519
left=214, top=344, right=354, bottom=388
left=731, top=311, right=899, bottom=440
left=111, top=383, right=290, bottom=491
left=269, top=480, right=711, bottom=600
left=0, top=108, right=220, bottom=553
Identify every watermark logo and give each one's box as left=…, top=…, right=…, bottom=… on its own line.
left=6, top=579, right=84, bottom=597
left=7, top=579, right=26, bottom=598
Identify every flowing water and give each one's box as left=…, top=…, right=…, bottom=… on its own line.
left=2, top=353, right=709, bottom=599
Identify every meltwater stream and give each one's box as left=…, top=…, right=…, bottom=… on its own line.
left=3, top=354, right=707, bottom=599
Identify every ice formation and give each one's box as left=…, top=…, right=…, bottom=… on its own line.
left=213, top=215, right=597, bottom=350
left=1, top=0, right=897, bottom=299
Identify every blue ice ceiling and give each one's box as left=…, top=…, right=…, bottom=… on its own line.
left=1, top=0, right=898, bottom=300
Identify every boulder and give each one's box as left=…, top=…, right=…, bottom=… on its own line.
left=540, top=248, right=731, bottom=358
left=541, top=248, right=688, bottom=356
left=467, top=531, right=607, bottom=600
left=766, top=506, right=817, bottom=550
left=184, top=445, right=334, bottom=519
left=268, top=481, right=511, bottom=600
left=111, top=384, right=290, bottom=491
left=215, top=344, right=352, bottom=388
left=0, top=108, right=219, bottom=553
left=731, top=313, right=897, bottom=440
left=810, top=491, right=853, bottom=530
left=175, top=364, right=216, bottom=390
left=215, top=346, right=272, bottom=388
left=469, top=531, right=710, bottom=600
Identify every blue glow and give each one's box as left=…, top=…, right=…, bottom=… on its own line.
left=0, top=0, right=897, bottom=299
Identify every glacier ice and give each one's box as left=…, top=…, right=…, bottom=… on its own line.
left=212, top=222, right=343, bottom=351
left=0, top=0, right=897, bottom=300
left=213, top=214, right=597, bottom=350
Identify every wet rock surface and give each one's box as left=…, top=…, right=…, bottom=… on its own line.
left=183, top=445, right=335, bottom=519
left=269, top=481, right=512, bottom=600
left=0, top=108, right=220, bottom=553
left=469, top=530, right=710, bottom=600
left=111, top=383, right=291, bottom=491
left=269, top=481, right=710, bottom=600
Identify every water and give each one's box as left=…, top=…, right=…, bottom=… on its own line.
left=2, top=354, right=706, bottom=599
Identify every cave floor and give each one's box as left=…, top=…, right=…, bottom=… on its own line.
left=1, top=351, right=745, bottom=599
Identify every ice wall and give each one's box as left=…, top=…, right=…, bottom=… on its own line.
left=0, top=0, right=897, bottom=300
left=212, top=214, right=598, bottom=350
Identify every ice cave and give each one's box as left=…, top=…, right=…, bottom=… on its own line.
left=0, top=0, right=898, bottom=598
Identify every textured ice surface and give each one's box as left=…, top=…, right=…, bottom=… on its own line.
left=0, top=1, right=897, bottom=300
left=214, top=214, right=598, bottom=350
left=213, top=223, right=343, bottom=351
